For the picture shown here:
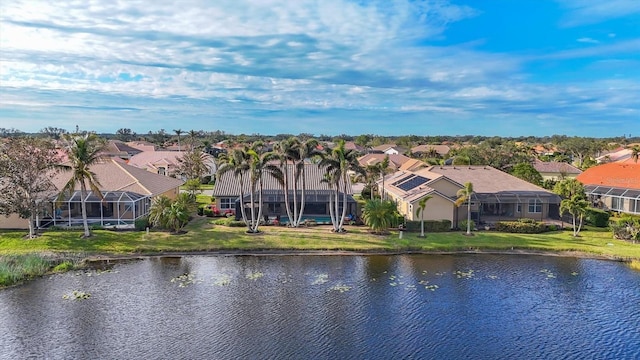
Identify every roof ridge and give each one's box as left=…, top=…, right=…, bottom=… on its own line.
left=112, top=159, right=153, bottom=195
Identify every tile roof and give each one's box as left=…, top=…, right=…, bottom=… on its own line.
left=577, top=163, right=640, bottom=190
left=357, top=153, right=412, bottom=170
left=51, top=158, right=184, bottom=196
left=410, top=144, right=451, bottom=155
left=127, top=151, right=185, bottom=169
left=427, top=165, right=556, bottom=194
left=533, top=159, right=582, bottom=174
left=213, top=163, right=352, bottom=196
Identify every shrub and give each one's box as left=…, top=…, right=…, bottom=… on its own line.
left=547, top=224, right=558, bottom=232
left=197, top=205, right=205, bottom=216
left=584, top=208, right=610, bottom=227
left=53, top=261, right=75, bottom=272
left=611, top=216, right=640, bottom=241
left=203, top=208, right=215, bottom=217
left=134, top=216, right=150, bottom=231
left=405, top=220, right=452, bottom=232
left=213, top=218, right=230, bottom=225
left=517, top=218, right=537, bottom=224
left=495, top=220, right=547, bottom=234
left=459, top=219, right=475, bottom=231
left=201, top=175, right=212, bottom=184
left=228, top=220, right=246, bottom=227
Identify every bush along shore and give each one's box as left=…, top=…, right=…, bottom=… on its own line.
left=1, top=218, right=639, bottom=287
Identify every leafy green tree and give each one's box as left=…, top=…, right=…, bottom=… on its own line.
left=630, top=145, right=640, bottom=163
left=59, top=133, right=107, bottom=238
left=416, top=195, right=433, bottom=237
left=455, top=182, right=475, bottom=235
left=174, top=147, right=211, bottom=181
left=560, top=195, right=589, bottom=237
left=511, top=163, right=543, bottom=186
left=362, top=199, right=398, bottom=234
left=0, top=137, right=61, bottom=238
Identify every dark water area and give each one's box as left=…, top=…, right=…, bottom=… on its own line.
left=1, top=254, right=639, bottom=359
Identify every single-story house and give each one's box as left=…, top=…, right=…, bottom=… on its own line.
left=577, top=162, right=640, bottom=215
left=213, top=163, right=357, bottom=223
left=0, top=158, right=184, bottom=229
left=127, top=150, right=216, bottom=178
left=369, top=144, right=408, bottom=155
left=103, top=140, right=143, bottom=160
left=382, top=165, right=561, bottom=228
left=532, top=159, right=582, bottom=180
left=410, top=144, right=451, bottom=158
left=357, top=153, right=416, bottom=172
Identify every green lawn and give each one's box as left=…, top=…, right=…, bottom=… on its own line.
left=1, top=219, right=638, bottom=260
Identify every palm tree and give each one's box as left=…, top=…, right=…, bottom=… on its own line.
left=245, top=142, right=273, bottom=233
left=560, top=195, right=589, bottom=237
left=416, top=195, right=433, bottom=237
left=173, top=129, right=183, bottom=151
left=455, top=182, right=475, bottom=235
left=59, top=133, right=107, bottom=238
left=293, top=138, right=320, bottom=226
left=149, top=195, right=173, bottom=229
left=362, top=199, right=397, bottom=234
left=319, top=140, right=364, bottom=232
left=217, top=147, right=250, bottom=229
left=630, top=145, right=640, bottom=163
left=376, top=155, right=391, bottom=199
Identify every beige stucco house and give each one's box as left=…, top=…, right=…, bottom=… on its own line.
left=0, top=158, right=184, bottom=229
left=382, top=165, right=561, bottom=228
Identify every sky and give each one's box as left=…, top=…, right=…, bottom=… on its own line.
left=0, top=0, right=639, bottom=137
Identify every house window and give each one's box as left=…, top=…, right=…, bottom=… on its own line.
left=611, top=197, right=625, bottom=211
left=528, top=199, right=542, bottom=213
left=220, top=198, right=234, bottom=210
left=517, top=203, right=522, bottom=213
left=157, top=167, right=166, bottom=176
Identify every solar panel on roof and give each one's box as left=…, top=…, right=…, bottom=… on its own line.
left=392, top=175, right=415, bottom=186
left=397, top=176, right=429, bottom=191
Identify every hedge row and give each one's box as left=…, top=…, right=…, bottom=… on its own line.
left=584, top=208, right=610, bottom=227
left=495, top=219, right=547, bottom=234
left=404, top=220, right=452, bottom=232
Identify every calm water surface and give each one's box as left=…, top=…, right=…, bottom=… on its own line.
left=1, top=254, right=639, bottom=359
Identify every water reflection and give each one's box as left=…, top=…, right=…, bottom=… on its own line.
left=1, top=254, right=639, bottom=359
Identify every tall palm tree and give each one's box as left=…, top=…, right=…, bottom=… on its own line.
left=416, top=195, right=433, bottom=237
left=376, top=155, right=391, bottom=200
left=217, top=147, right=250, bottom=229
left=270, top=138, right=298, bottom=226
left=319, top=140, right=364, bottom=232
left=59, top=133, right=107, bottom=238
left=246, top=142, right=272, bottom=233
left=455, top=182, right=475, bottom=235
left=173, top=129, right=183, bottom=151
left=293, top=138, right=320, bottom=226
left=560, top=195, right=589, bottom=237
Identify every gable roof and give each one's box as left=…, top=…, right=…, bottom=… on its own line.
left=577, top=163, right=640, bottom=190
left=213, top=163, right=352, bottom=197
left=358, top=153, right=412, bottom=170
left=411, top=144, right=451, bottom=156
left=427, top=165, right=557, bottom=195
left=533, top=159, right=582, bottom=175
left=128, top=151, right=185, bottom=169
left=51, top=158, right=184, bottom=196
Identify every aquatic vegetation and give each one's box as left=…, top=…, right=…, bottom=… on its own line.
left=52, top=261, right=74, bottom=272
left=245, top=271, right=264, bottom=281
left=486, top=275, right=499, bottom=279
left=540, top=269, right=556, bottom=279
left=171, top=273, right=202, bottom=287
left=571, top=272, right=579, bottom=276
left=212, top=275, right=231, bottom=286
left=328, top=284, right=351, bottom=293
left=454, top=270, right=475, bottom=279
left=424, top=284, right=439, bottom=291
left=0, top=254, right=53, bottom=287
left=63, top=290, right=91, bottom=300
left=405, top=284, right=416, bottom=290
left=628, top=260, right=640, bottom=271
left=311, top=274, right=329, bottom=285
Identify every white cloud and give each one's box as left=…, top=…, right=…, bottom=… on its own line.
left=556, top=0, right=640, bottom=26
left=577, top=37, right=599, bottom=44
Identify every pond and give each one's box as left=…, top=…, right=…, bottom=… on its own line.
left=1, top=254, right=639, bottom=359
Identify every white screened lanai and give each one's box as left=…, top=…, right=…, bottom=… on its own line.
left=47, top=191, right=151, bottom=227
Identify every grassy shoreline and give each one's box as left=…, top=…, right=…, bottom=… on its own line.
left=1, top=218, right=639, bottom=287
left=1, top=217, right=639, bottom=258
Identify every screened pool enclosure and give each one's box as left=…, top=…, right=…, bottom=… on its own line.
left=41, top=191, right=151, bottom=227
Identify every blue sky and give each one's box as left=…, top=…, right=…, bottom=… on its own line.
left=1, top=0, right=638, bottom=137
